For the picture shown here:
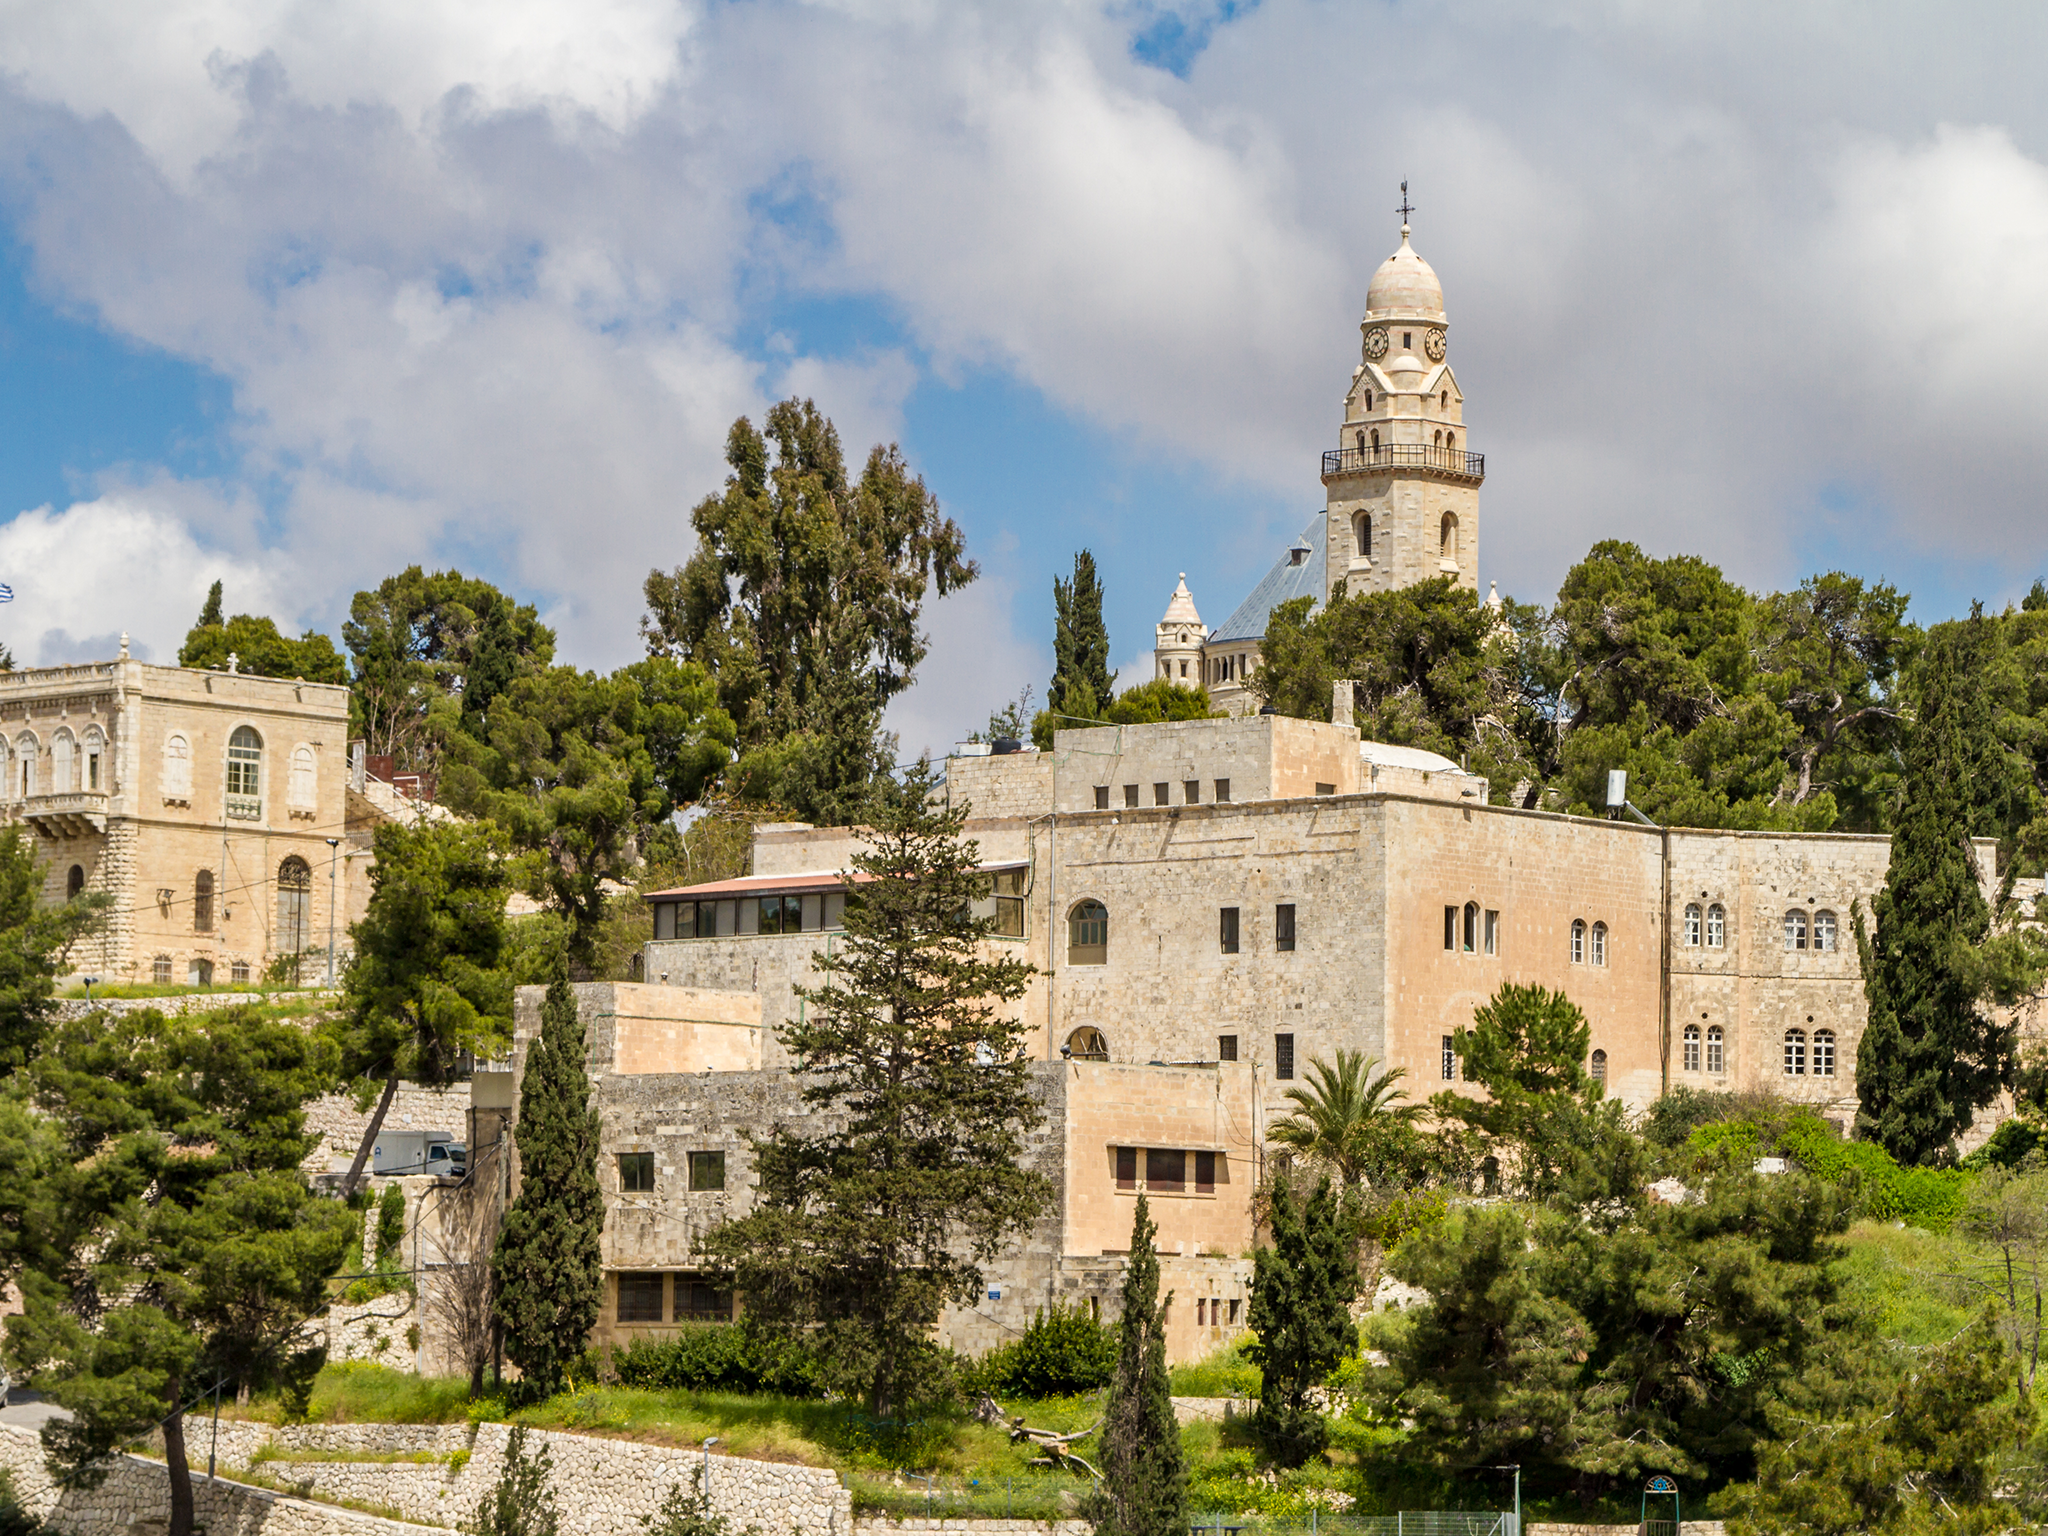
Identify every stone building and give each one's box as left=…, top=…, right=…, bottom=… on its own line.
left=5, top=647, right=365, bottom=984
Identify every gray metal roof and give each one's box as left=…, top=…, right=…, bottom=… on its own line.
left=1208, top=517, right=1326, bottom=644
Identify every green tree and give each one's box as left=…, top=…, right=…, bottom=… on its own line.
left=345, top=568, right=556, bottom=772
left=1247, top=1176, right=1357, bottom=1466
left=1101, top=679, right=1217, bottom=726
left=334, top=820, right=514, bottom=1197
left=643, top=399, right=974, bottom=819
left=1049, top=551, right=1115, bottom=723
left=0, top=825, right=107, bottom=1078
left=178, top=586, right=347, bottom=683
left=1856, top=620, right=2013, bottom=1164
left=1091, top=1194, right=1186, bottom=1536
left=704, top=763, right=1047, bottom=1416
left=1437, top=982, right=1602, bottom=1201
left=466, top=1426, right=561, bottom=1536
left=3, top=1006, right=356, bottom=1536
left=1266, top=1050, right=1422, bottom=1190
left=491, top=977, right=604, bottom=1397
left=641, top=1464, right=759, bottom=1536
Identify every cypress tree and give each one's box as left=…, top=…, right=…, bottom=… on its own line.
left=1247, top=1176, right=1357, bottom=1466
left=1049, top=550, right=1115, bottom=723
left=492, top=976, right=604, bottom=1395
left=197, top=579, right=224, bottom=630
left=1855, top=623, right=2011, bottom=1165
left=1092, top=1195, right=1187, bottom=1536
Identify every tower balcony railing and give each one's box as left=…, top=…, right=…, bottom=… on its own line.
left=1322, top=443, right=1485, bottom=482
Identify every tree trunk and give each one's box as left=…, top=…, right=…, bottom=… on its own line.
left=341, top=1072, right=401, bottom=1200
left=163, top=1402, right=195, bottom=1536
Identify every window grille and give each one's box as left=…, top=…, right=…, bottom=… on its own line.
left=1184, top=780, right=1200, bottom=804
left=1275, top=1032, right=1295, bottom=1080
left=1094, top=785, right=1109, bottom=810
left=1217, top=1034, right=1238, bottom=1062
left=194, top=870, right=214, bottom=932
left=1783, top=1029, right=1807, bottom=1075
left=1153, top=783, right=1169, bottom=806
left=1214, top=778, right=1230, bottom=802
left=1590, top=1048, right=1607, bottom=1083
left=1124, top=784, right=1139, bottom=808
left=1441, top=1035, right=1457, bottom=1081
left=616, top=1273, right=664, bottom=1324
left=1274, top=904, right=1296, bottom=952
left=153, top=955, right=172, bottom=984
left=1813, top=1029, right=1836, bottom=1076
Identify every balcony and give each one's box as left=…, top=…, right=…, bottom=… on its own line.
left=20, top=791, right=110, bottom=839
left=1321, top=443, right=1485, bottom=483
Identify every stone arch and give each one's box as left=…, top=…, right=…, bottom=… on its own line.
left=1440, top=512, right=1460, bottom=562
left=1065, top=1026, right=1109, bottom=1061
left=1067, top=899, right=1108, bottom=965
left=276, top=855, right=312, bottom=955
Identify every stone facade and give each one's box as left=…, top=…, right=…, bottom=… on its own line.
left=0, top=656, right=362, bottom=984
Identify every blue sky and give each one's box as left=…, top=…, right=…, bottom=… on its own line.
left=1, top=1, right=2045, bottom=753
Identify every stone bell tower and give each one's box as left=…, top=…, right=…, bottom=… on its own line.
left=1321, top=196, right=1484, bottom=603
left=1153, top=574, right=1205, bottom=686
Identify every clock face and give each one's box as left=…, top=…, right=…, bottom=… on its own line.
left=1425, top=327, right=1446, bottom=362
left=1363, top=326, right=1389, bottom=361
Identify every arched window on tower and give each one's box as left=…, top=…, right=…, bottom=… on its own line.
left=1783, top=1029, right=1807, bottom=1076
left=1433, top=429, right=1442, bottom=447
left=1814, top=1030, right=1836, bottom=1076
left=227, top=727, right=263, bottom=819
left=67, top=865, right=85, bottom=901
left=1784, top=909, right=1809, bottom=951
left=1440, top=513, right=1459, bottom=562
left=1706, top=903, right=1727, bottom=948
left=1440, top=389, right=1448, bottom=408
left=1591, top=920, right=1608, bottom=966
left=1570, top=919, right=1586, bottom=964
left=1446, top=432, right=1456, bottom=451
left=1354, top=514, right=1372, bottom=560
left=1370, top=429, right=1379, bottom=451
left=1356, top=430, right=1366, bottom=451
left=1589, top=1049, right=1607, bottom=1084
left=1364, top=390, right=1373, bottom=409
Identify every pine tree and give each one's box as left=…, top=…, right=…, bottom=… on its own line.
left=466, top=1426, right=561, bottom=1536
left=492, top=977, right=604, bottom=1395
left=197, top=579, right=223, bottom=630
left=1049, top=550, right=1115, bottom=723
left=1856, top=622, right=2011, bottom=1164
left=1247, top=1176, right=1357, bottom=1466
left=1092, top=1195, right=1187, bottom=1536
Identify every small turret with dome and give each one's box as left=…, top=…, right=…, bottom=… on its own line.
left=1153, top=574, right=1205, bottom=686
left=1320, top=182, right=1484, bottom=604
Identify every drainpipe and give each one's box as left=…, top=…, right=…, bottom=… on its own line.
left=1659, top=824, right=1673, bottom=1097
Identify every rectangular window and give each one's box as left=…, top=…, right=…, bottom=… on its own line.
left=823, top=892, right=847, bottom=929
left=1194, top=1150, right=1216, bottom=1194
left=1094, top=786, right=1110, bottom=810
left=1146, top=1148, right=1186, bottom=1192
left=688, top=1151, right=726, bottom=1192
left=1228, top=1298, right=1241, bottom=1325
left=1444, top=905, right=1457, bottom=950
left=677, top=901, right=698, bottom=939
left=1197, top=1297, right=1207, bottom=1326
left=675, top=1277, right=733, bottom=1321
left=1124, top=784, right=1139, bottom=808
left=653, top=901, right=674, bottom=940
left=230, top=960, right=250, bottom=984
left=1217, top=1034, right=1238, bottom=1062
left=1153, top=783, right=1170, bottom=806
left=1115, top=1146, right=1137, bottom=1190
left=1219, top=906, right=1240, bottom=954
left=1275, top=1032, right=1295, bottom=1080
left=1214, top=778, right=1231, bottom=803
left=1314, top=782, right=1337, bottom=796
left=1484, top=909, right=1499, bottom=955
left=801, top=893, right=824, bottom=931
left=991, top=868, right=1026, bottom=938
left=153, top=955, right=172, bottom=984
left=715, top=898, right=738, bottom=936
left=1184, top=779, right=1200, bottom=804
left=1707, top=1028, right=1725, bottom=1074
left=619, top=1152, right=655, bottom=1192
left=87, top=752, right=101, bottom=790
left=1274, top=904, right=1296, bottom=952
left=1442, top=1035, right=1457, bottom=1081
left=616, top=1273, right=664, bottom=1323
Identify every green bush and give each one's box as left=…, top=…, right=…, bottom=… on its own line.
left=611, top=1326, right=823, bottom=1397
left=1686, top=1110, right=1971, bottom=1230
left=376, top=1184, right=406, bottom=1262
left=1961, top=1116, right=2048, bottom=1170
left=973, top=1301, right=1116, bottom=1400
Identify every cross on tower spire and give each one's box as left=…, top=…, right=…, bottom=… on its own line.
left=1396, top=179, right=1414, bottom=233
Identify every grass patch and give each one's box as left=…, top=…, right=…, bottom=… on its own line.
left=1170, top=1336, right=1261, bottom=1398
left=1838, top=1219, right=1978, bottom=1347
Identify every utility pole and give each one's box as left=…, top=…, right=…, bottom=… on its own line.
left=324, top=837, right=342, bottom=987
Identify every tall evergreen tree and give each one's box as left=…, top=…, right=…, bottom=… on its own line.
left=1092, top=1195, right=1186, bottom=1536
left=197, top=579, right=223, bottom=630
left=492, top=977, right=604, bottom=1395
left=1856, top=622, right=2012, bottom=1164
left=1048, top=550, right=1115, bottom=723
left=705, top=762, right=1047, bottom=1415
left=1247, top=1176, right=1357, bottom=1466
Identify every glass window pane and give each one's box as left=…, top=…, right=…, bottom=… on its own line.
left=616, top=1273, right=665, bottom=1323
left=688, top=1151, right=726, bottom=1191
left=1146, top=1148, right=1185, bottom=1192
left=654, top=902, right=675, bottom=941
left=1194, top=1151, right=1216, bottom=1193
left=1115, top=1146, right=1136, bottom=1190
left=1275, top=1032, right=1295, bottom=1080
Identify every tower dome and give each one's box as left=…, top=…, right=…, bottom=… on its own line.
left=1364, top=226, right=1444, bottom=320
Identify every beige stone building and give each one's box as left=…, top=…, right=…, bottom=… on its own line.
left=5, top=648, right=365, bottom=984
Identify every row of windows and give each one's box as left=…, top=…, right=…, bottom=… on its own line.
left=1342, top=508, right=1464, bottom=562
left=1068, top=901, right=1296, bottom=965
left=1442, top=1036, right=1611, bottom=1083
left=618, top=1150, right=725, bottom=1193
left=615, top=1271, right=733, bottom=1325
left=1207, top=655, right=1250, bottom=687
left=151, top=956, right=255, bottom=986
left=1681, top=902, right=1842, bottom=953
left=1570, top=919, right=1608, bottom=966
left=1113, top=1146, right=1219, bottom=1195
left=5, top=726, right=108, bottom=799
left=653, top=871, right=1027, bottom=943
left=1442, top=903, right=1500, bottom=955
left=1677, top=1023, right=1839, bottom=1076
left=157, top=727, right=319, bottom=815
left=1093, top=778, right=1232, bottom=809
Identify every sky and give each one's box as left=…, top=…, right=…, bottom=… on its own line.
left=1, top=0, right=2046, bottom=759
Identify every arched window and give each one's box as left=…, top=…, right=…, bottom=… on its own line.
left=277, top=856, right=312, bottom=956
left=1783, top=1029, right=1807, bottom=1076
left=1683, top=1024, right=1701, bottom=1072
left=1354, top=514, right=1372, bottom=560
left=1706, top=903, right=1726, bottom=948
left=14, top=734, right=37, bottom=799
left=1370, top=428, right=1380, bottom=451
left=1813, top=1029, right=1836, bottom=1077
left=1440, top=512, right=1459, bottom=561
left=67, top=865, right=85, bottom=901
left=1570, top=919, right=1586, bottom=964
left=189, top=958, right=214, bottom=987
left=194, top=869, right=214, bottom=933
left=1446, top=431, right=1455, bottom=451
left=1065, top=1026, right=1108, bottom=1061
left=1364, top=390, right=1373, bottom=409
left=1683, top=903, right=1702, bottom=946
left=289, top=744, right=316, bottom=809
left=83, top=727, right=104, bottom=791
left=152, top=955, right=172, bottom=985
left=1589, top=1048, right=1607, bottom=1084
left=1440, top=389, right=1448, bottom=408
left=1433, top=429, right=1443, bottom=447
left=1784, top=909, right=1808, bottom=951
left=1356, top=429, right=1366, bottom=451
left=1068, top=900, right=1108, bottom=965
left=51, top=731, right=75, bottom=793
left=162, top=733, right=193, bottom=800
left=227, top=727, right=263, bottom=818
left=1706, top=1025, right=1724, bottom=1074
left=1462, top=901, right=1478, bottom=953
left=1591, top=920, right=1608, bottom=966
left=1813, top=909, right=1838, bottom=952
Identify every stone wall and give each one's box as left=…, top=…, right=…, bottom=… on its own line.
left=305, top=1084, right=468, bottom=1172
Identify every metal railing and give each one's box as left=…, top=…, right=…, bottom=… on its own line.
left=1321, top=444, right=1486, bottom=481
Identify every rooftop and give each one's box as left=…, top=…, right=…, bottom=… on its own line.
left=1208, top=517, right=1326, bottom=644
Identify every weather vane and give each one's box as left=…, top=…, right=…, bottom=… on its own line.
left=1397, top=179, right=1414, bottom=224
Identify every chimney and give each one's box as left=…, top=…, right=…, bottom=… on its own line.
left=1331, top=679, right=1357, bottom=729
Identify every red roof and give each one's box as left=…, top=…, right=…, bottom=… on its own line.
left=647, top=861, right=1024, bottom=901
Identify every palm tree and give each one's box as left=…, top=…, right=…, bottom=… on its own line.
left=1267, top=1049, right=1422, bottom=1189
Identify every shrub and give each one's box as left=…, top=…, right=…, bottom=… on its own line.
left=1687, top=1110, right=1971, bottom=1230
left=1961, top=1116, right=2048, bottom=1171
left=975, top=1300, right=1116, bottom=1399
left=376, top=1184, right=406, bottom=1262
left=466, top=1426, right=558, bottom=1536
left=611, top=1326, right=823, bottom=1397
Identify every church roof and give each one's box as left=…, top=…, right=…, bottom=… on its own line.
left=1209, top=517, right=1325, bottom=644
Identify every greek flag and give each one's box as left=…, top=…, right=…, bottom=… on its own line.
left=0, top=584, right=12, bottom=602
